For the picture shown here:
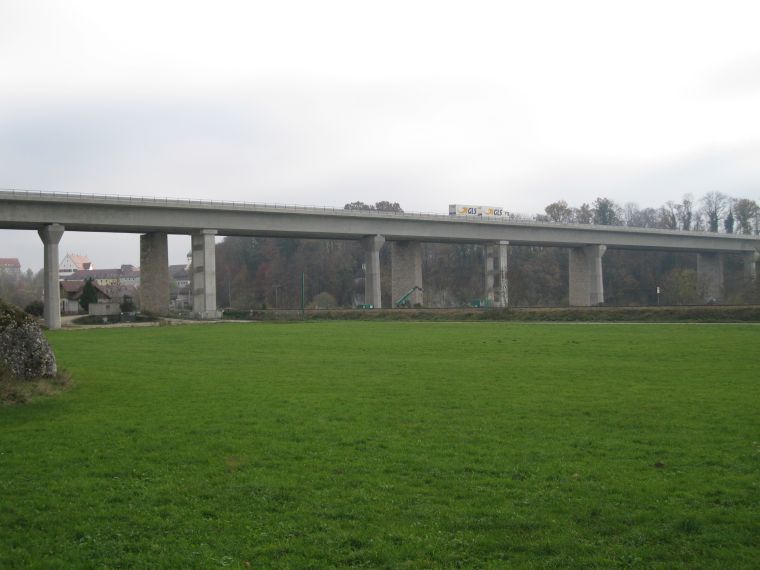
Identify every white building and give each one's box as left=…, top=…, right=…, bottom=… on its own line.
left=59, top=253, right=93, bottom=278
left=0, top=257, right=21, bottom=277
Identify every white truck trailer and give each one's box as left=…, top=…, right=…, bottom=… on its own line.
left=449, top=204, right=507, bottom=217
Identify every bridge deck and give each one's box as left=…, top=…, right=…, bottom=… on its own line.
left=1, top=190, right=758, bottom=253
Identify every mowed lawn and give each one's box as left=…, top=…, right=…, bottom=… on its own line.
left=1, top=323, right=759, bottom=568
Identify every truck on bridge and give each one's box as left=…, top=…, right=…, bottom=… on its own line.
left=449, top=204, right=508, bottom=218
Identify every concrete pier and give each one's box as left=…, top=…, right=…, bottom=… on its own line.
left=743, top=250, right=759, bottom=281
left=192, top=229, right=220, bottom=319
left=496, top=241, right=508, bottom=307
left=484, top=245, right=495, bottom=305
left=139, top=232, right=170, bottom=315
left=391, top=241, right=423, bottom=307
left=484, top=241, right=509, bottom=307
left=569, top=245, right=606, bottom=306
left=697, top=252, right=724, bottom=301
left=38, top=224, right=64, bottom=329
left=361, top=235, right=385, bottom=308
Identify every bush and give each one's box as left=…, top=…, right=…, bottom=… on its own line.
left=0, top=298, right=58, bottom=380
left=120, top=295, right=136, bottom=313
left=24, top=300, right=44, bottom=317
left=309, top=292, right=338, bottom=309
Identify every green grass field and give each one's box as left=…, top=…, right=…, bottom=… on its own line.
left=1, top=322, right=759, bottom=568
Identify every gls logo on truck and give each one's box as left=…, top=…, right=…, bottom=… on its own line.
left=450, top=204, right=507, bottom=217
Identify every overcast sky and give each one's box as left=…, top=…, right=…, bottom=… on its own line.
left=2, top=0, right=760, bottom=271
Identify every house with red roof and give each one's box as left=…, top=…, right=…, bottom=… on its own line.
left=0, top=258, right=21, bottom=277
left=59, top=253, right=93, bottom=278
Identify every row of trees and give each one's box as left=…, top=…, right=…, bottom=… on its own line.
left=542, top=193, right=759, bottom=234
left=0, top=270, right=43, bottom=310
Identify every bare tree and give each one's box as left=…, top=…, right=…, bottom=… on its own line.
left=675, top=194, right=693, bottom=231
left=657, top=202, right=678, bottom=230
left=573, top=203, right=593, bottom=224
left=701, top=192, right=727, bottom=232
left=623, top=202, right=640, bottom=227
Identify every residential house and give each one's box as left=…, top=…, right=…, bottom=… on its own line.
left=101, top=284, right=139, bottom=310
left=59, top=280, right=111, bottom=314
left=118, top=265, right=141, bottom=287
left=60, top=279, right=139, bottom=314
left=64, top=268, right=120, bottom=286
left=169, top=264, right=192, bottom=309
left=0, top=258, right=21, bottom=277
left=64, top=266, right=140, bottom=287
left=59, top=254, right=92, bottom=278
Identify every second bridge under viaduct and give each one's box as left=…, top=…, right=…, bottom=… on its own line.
left=2, top=190, right=759, bottom=329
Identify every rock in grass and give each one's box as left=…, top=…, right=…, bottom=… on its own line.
left=0, top=299, right=57, bottom=379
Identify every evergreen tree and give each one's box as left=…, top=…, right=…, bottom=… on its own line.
left=724, top=211, right=734, bottom=234
left=79, top=278, right=99, bottom=312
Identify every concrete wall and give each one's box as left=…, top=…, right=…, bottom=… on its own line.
left=89, top=301, right=121, bottom=316
left=391, top=241, right=423, bottom=306
left=139, top=232, right=169, bottom=315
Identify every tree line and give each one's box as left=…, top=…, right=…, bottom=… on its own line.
left=541, top=193, right=759, bottom=234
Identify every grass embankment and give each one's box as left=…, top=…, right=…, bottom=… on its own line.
left=223, top=305, right=760, bottom=322
left=1, top=322, right=759, bottom=567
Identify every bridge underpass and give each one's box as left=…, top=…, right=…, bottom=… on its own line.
left=2, top=190, right=759, bottom=328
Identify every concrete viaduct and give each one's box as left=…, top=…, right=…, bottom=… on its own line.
left=1, top=190, right=759, bottom=329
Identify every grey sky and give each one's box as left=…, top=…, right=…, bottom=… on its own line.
left=2, top=0, right=760, bottom=271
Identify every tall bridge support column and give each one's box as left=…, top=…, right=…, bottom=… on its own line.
left=484, top=241, right=509, bottom=307
left=361, top=235, right=385, bottom=308
left=192, top=229, right=220, bottom=319
left=140, top=232, right=170, bottom=316
left=484, top=245, right=495, bottom=305
left=569, top=245, right=606, bottom=306
left=495, top=241, right=508, bottom=307
left=38, top=224, right=64, bottom=329
left=391, top=241, right=423, bottom=307
left=743, top=250, right=759, bottom=281
left=697, top=252, right=724, bottom=302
